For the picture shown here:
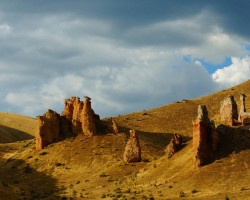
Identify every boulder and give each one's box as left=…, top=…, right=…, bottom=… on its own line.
left=166, top=133, right=183, bottom=157
left=124, top=130, right=141, bottom=163
left=193, top=105, right=219, bottom=167
left=36, top=109, right=60, bottom=151
left=220, top=96, right=238, bottom=126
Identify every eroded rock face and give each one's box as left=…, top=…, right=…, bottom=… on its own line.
left=124, top=130, right=141, bottom=163
left=36, top=109, right=60, bottom=151
left=220, top=96, right=238, bottom=126
left=61, top=96, right=98, bottom=136
left=61, top=97, right=84, bottom=134
left=193, top=105, right=219, bottom=167
left=166, top=133, right=183, bottom=157
left=81, top=96, right=96, bottom=137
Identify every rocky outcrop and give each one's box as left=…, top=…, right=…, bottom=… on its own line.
left=166, top=133, right=182, bottom=157
left=220, top=96, right=238, bottom=126
left=124, top=130, right=141, bottom=163
left=36, top=96, right=100, bottom=150
left=238, top=94, right=250, bottom=125
left=81, top=96, right=96, bottom=137
left=61, top=96, right=97, bottom=136
left=111, top=118, right=119, bottom=134
left=61, top=97, right=84, bottom=134
left=193, top=105, right=219, bottom=167
left=36, top=109, right=60, bottom=151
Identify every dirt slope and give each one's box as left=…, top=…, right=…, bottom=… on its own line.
left=0, top=112, right=36, bottom=143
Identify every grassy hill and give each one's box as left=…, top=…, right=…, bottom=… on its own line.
left=0, top=80, right=250, bottom=199
left=0, top=112, right=36, bottom=143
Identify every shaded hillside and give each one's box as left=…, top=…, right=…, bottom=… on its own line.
left=0, top=112, right=36, bottom=143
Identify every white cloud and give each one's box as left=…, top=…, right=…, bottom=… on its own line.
left=0, top=23, right=12, bottom=37
left=212, top=56, right=250, bottom=87
left=0, top=9, right=250, bottom=118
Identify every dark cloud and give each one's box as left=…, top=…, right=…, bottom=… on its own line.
left=0, top=0, right=249, bottom=117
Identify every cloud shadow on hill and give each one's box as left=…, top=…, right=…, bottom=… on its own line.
left=0, top=157, right=60, bottom=199
left=0, top=125, right=34, bottom=143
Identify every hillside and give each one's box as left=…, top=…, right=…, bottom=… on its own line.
left=0, top=80, right=250, bottom=199
left=0, top=112, right=36, bottom=143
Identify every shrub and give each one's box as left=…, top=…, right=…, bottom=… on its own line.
left=192, top=189, right=198, bottom=193
left=179, top=191, right=185, bottom=198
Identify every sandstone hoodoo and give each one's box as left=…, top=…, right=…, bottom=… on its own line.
left=61, top=97, right=84, bottom=135
left=111, top=118, right=119, bottom=134
left=124, top=130, right=141, bottom=163
left=193, top=105, right=219, bottom=167
left=81, top=96, right=97, bottom=137
left=36, top=96, right=100, bottom=150
left=36, top=109, right=60, bottom=151
left=166, top=133, right=183, bottom=157
left=220, top=96, right=238, bottom=126
left=238, top=94, right=250, bottom=125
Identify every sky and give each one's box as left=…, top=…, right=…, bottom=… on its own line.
left=1, top=0, right=250, bottom=118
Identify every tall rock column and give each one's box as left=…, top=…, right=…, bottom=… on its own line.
left=81, top=96, right=96, bottom=137
left=36, top=109, right=60, bottom=151
left=220, top=96, right=238, bottom=126
left=72, top=97, right=84, bottom=134
left=124, top=130, right=141, bottom=163
left=61, top=97, right=84, bottom=135
left=193, top=105, right=219, bottom=167
left=238, top=94, right=250, bottom=125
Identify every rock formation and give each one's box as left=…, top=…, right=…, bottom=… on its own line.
left=111, top=118, right=119, bottom=134
left=124, top=130, right=141, bottom=163
left=61, top=96, right=97, bottom=136
left=36, top=109, right=60, bottom=151
left=238, top=94, right=250, bottom=125
left=166, top=133, right=183, bottom=157
left=193, top=105, right=219, bottom=167
left=61, top=97, right=84, bottom=134
left=36, top=96, right=100, bottom=150
left=220, top=96, right=238, bottom=126
left=81, top=96, right=97, bottom=137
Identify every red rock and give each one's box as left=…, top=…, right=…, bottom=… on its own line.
left=111, top=118, right=119, bottom=134
left=36, top=109, right=60, bottom=151
left=220, top=96, right=238, bottom=126
left=193, top=105, right=219, bottom=167
left=81, top=96, right=96, bottom=137
left=124, top=130, right=141, bottom=163
left=238, top=94, right=250, bottom=125
left=61, top=97, right=84, bottom=134
left=166, top=133, right=183, bottom=157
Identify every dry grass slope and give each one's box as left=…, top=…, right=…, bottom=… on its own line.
left=0, top=112, right=36, bottom=143
left=0, top=80, right=250, bottom=199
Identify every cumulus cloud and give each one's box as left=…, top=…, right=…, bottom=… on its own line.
left=0, top=1, right=250, bottom=118
left=212, top=56, right=250, bottom=87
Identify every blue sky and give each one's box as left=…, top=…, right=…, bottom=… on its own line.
left=0, top=0, right=250, bottom=117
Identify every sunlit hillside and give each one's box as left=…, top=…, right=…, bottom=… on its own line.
left=0, top=80, right=250, bottom=199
